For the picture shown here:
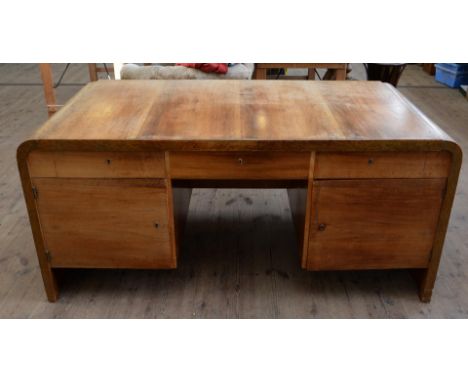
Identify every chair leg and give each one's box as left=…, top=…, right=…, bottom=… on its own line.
left=88, top=64, right=98, bottom=81
left=39, top=63, right=58, bottom=117
left=335, top=65, right=347, bottom=80
left=253, top=68, right=267, bottom=79
left=307, top=68, right=316, bottom=80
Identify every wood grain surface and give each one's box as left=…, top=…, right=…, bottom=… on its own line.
left=315, top=151, right=451, bottom=179
left=2, top=64, right=468, bottom=316
left=21, top=80, right=457, bottom=152
left=169, top=152, right=310, bottom=179
left=28, top=151, right=166, bottom=178
left=32, top=178, right=174, bottom=269
left=306, top=178, right=446, bottom=270
left=14, top=75, right=463, bottom=304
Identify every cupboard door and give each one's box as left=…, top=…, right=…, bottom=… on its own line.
left=306, top=178, right=446, bottom=270
left=33, top=178, right=174, bottom=268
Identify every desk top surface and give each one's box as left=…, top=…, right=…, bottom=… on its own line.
left=24, top=80, right=458, bottom=153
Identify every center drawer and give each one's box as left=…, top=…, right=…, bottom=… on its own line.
left=168, top=152, right=311, bottom=179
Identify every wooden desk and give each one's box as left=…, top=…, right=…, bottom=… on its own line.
left=17, top=80, right=461, bottom=302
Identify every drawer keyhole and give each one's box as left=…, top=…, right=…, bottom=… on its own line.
left=154, top=223, right=159, bottom=229
left=318, top=223, right=327, bottom=231
left=238, top=158, right=244, bottom=165
left=368, top=158, right=374, bottom=165
left=106, top=159, right=112, bottom=165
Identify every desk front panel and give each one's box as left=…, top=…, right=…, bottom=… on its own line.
left=20, top=146, right=457, bottom=302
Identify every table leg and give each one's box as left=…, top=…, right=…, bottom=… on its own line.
left=88, top=64, right=98, bottom=81
left=307, top=68, right=316, bottom=80
left=254, top=67, right=267, bottom=79
left=335, top=65, right=347, bottom=80
left=39, top=64, right=58, bottom=117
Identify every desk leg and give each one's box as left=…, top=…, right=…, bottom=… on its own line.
left=17, top=152, right=60, bottom=301
left=411, top=269, right=433, bottom=302
left=41, top=266, right=59, bottom=302
left=415, top=156, right=461, bottom=302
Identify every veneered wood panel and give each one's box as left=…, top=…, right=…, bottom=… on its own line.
left=7, top=64, right=465, bottom=309
left=287, top=152, right=315, bottom=265
left=306, top=178, right=446, bottom=270
left=33, top=178, right=174, bottom=268
left=28, top=151, right=166, bottom=178
left=15, top=78, right=462, bottom=303
left=315, top=151, right=451, bottom=179
left=169, top=152, right=310, bottom=179
left=172, top=186, right=193, bottom=252
left=27, top=80, right=455, bottom=145
left=287, top=187, right=308, bottom=257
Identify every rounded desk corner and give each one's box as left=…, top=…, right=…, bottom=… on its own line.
left=17, top=139, right=37, bottom=164
left=437, top=139, right=463, bottom=178
left=444, top=140, right=463, bottom=164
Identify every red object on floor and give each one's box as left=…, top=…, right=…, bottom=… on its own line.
left=176, top=63, right=228, bottom=74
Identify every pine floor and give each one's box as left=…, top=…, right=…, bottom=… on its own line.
left=0, top=64, right=467, bottom=318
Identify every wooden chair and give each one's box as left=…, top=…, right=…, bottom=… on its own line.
left=87, top=64, right=114, bottom=81
left=119, top=64, right=255, bottom=80
left=253, top=63, right=348, bottom=80
left=40, top=63, right=345, bottom=118
left=364, top=63, right=407, bottom=87
left=40, top=63, right=120, bottom=117
left=89, top=63, right=152, bottom=80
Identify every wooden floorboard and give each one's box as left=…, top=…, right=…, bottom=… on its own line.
left=0, top=63, right=467, bottom=318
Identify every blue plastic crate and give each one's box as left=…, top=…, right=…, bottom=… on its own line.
left=435, top=63, right=468, bottom=88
